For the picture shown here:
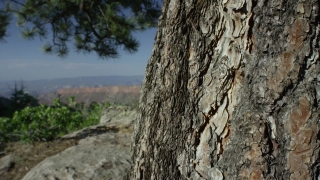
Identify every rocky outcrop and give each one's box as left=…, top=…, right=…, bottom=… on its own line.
left=22, top=106, right=136, bottom=180
left=0, top=155, right=14, bottom=175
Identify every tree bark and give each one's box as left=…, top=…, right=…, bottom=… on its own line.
left=129, top=0, right=320, bottom=179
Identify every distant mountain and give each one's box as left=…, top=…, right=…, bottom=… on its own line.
left=0, top=75, right=144, bottom=98
left=38, top=85, right=141, bottom=106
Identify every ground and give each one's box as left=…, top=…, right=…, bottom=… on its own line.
left=0, top=138, right=79, bottom=180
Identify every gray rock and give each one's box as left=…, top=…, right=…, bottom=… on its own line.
left=22, top=133, right=131, bottom=180
left=22, top=108, right=137, bottom=180
left=100, top=106, right=136, bottom=125
left=63, top=109, right=136, bottom=140
left=0, top=155, right=14, bottom=175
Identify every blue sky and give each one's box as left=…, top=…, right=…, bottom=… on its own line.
left=0, top=19, right=157, bottom=81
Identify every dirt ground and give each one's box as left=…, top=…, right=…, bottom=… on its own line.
left=0, top=138, right=79, bottom=180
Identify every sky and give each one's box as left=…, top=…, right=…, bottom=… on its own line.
left=0, top=17, right=157, bottom=82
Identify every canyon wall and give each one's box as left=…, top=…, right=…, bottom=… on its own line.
left=38, top=86, right=141, bottom=106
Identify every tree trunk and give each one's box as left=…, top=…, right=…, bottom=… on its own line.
left=129, top=0, right=320, bottom=179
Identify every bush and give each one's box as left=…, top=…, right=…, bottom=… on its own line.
left=0, top=83, right=39, bottom=118
left=0, top=97, right=110, bottom=143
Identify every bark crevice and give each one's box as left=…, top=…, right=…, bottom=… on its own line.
left=129, top=0, right=320, bottom=179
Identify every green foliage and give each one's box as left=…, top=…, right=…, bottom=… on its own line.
left=8, top=83, right=39, bottom=114
left=0, top=96, right=110, bottom=143
left=0, top=82, right=39, bottom=118
left=0, top=1, right=10, bottom=41
left=2, top=0, right=161, bottom=59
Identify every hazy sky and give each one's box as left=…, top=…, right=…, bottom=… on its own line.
left=0, top=17, right=157, bottom=81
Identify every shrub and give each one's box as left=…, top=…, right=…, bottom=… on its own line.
left=0, top=97, right=111, bottom=143
left=0, top=83, right=39, bottom=118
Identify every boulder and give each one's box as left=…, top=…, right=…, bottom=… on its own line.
left=22, top=108, right=137, bottom=180
left=100, top=106, right=137, bottom=125
left=0, top=155, right=14, bottom=175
